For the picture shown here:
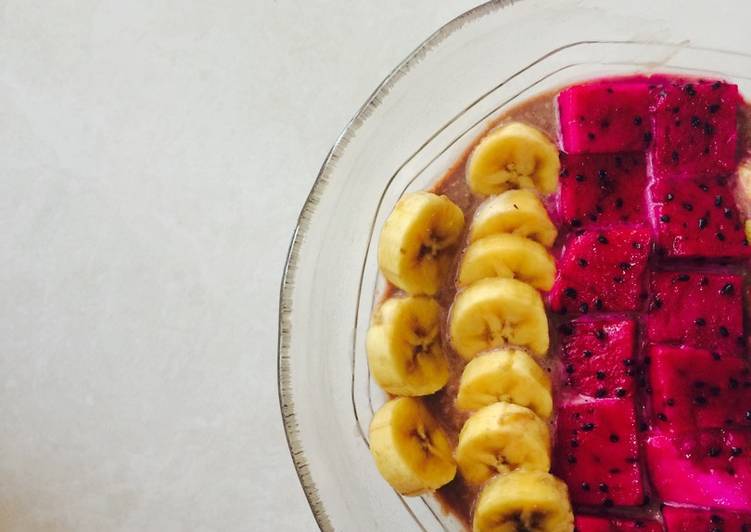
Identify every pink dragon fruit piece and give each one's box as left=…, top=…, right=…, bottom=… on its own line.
left=559, top=317, right=637, bottom=400
left=575, top=515, right=662, bottom=532
left=554, top=398, right=644, bottom=507
left=558, top=152, right=648, bottom=229
left=646, top=429, right=751, bottom=512
left=558, top=77, right=652, bottom=153
left=649, top=344, right=751, bottom=433
left=549, top=226, right=651, bottom=315
left=646, top=271, right=744, bottom=357
left=663, top=505, right=751, bottom=531
left=649, top=78, right=740, bottom=180
left=648, top=176, right=750, bottom=259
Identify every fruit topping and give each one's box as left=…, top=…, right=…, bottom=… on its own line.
left=649, top=79, right=739, bottom=180
left=558, top=316, right=637, bottom=400
left=574, top=515, right=661, bottom=531
left=456, top=401, right=550, bottom=485
left=470, top=189, right=558, bottom=246
left=378, top=191, right=465, bottom=295
left=369, top=397, right=456, bottom=495
left=649, top=344, right=751, bottom=433
left=456, top=349, right=553, bottom=418
left=646, top=428, right=751, bottom=512
left=467, top=122, right=560, bottom=196
left=646, top=271, right=744, bottom=357
left=662, top=505, right=751, bottom=531
left=450, top=277, right=549, bottom=360
left=549, top=226, right=651, bottom=314
left=458, top=233, right=556, bottom=290
left=558, top=151, right=647, bottom=228
left=648, top=176, right=750, bottom=259
left=473, top=470, right=574, bottom=532
left=558, top=77, right=651, bottom=153
left=367, top=296, right=449, bottom=396
left=554, top=398, right=645, bottom=507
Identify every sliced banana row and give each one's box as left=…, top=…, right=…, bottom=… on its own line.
left=367, top=123, right=573, bottom=531
left=367, top=194, right=461, bottom=494
left=368, top=191, right=463, bottom=396
left=451, top=125, right=557, bottom=361
left=369, top=191, right=462, bottom=396
left=453, top=358, right=555, bottom=510
left=458, top=399, right=573, bottom=531
left=455, top=124, right=573, bottom=531
left=449, top=195, right=555, bottom=363
left=459, top=400, right=573, bottom=532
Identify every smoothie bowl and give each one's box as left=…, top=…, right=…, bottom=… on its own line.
left=365, top=73, right=751, bottom=531
left=279, top=2, right=751, bottom=531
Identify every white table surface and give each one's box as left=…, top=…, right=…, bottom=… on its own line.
left=0, top=1, right=480, bottom=530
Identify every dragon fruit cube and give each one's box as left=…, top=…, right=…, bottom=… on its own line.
left=646, top=429, right=751, bottom=512
left=575, top=515, right=661, bottom=531
left=554, top=398, right=644, bottom=507
left=558, top=77, right=651, bottom=153
left=663, top=505, right=751, bottom=531
left=648, top=176, right=750, bottom=259
left=649, top=78, right=740, bottom=180
left=646, top=271, right=745, bottom=357
left=649, top=344, right=751, bottom=433
left=549, top=226, right=651, bottom=315
left=558, top=152, right=648, bottom=229
left=559, top=317, right=637, bottom=400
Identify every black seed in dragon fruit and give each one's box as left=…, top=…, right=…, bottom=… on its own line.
left=663, top=505, right=751, bottom=531
left=558, top=152, right=647, bottom=228
left=646, top=271, right=744, bottom=357
left=646, top=428, right=751, bottom=512
left=558, top=76, right=651, bottom=153
left=575, top=515, right=661, bottom=532
left=554, top=398, right=644, bottom=506
left=559, top=317, right=637, bottom=400
left=649, top=78, right=739, bottom=180
left=649, top=345, right=751, bottom=433
left=549, top=226, right=651, bottom=314
left=648, top=176, right=750, bottom=259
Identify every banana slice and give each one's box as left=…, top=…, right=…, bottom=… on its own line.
left=378, top=192, right=465, bottom=295
left=449, top=277, right=549, bottom=360
left=469, top=190, right=557, bottom=246
left=456, top=401, right=550, bottom=486
left=473, top=470, right=574, bottom=532
left=456, top=349, right=552, bottom=418
left=737, top=159, right=751, bottom=217
left=369, top=397, right=456, bottom=495
left=467, top=122, right=560, bottom=197
left=741, top=161, right=751, bottom=241
left=458, top=234, right=556, bottom=290
left=367, top=296, right=449, bottom=396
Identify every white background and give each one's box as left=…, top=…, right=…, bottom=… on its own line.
left=0, top=1, right=479, bottom=530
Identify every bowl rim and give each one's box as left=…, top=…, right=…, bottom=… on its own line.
left=276, top=1, right=514, bottom=528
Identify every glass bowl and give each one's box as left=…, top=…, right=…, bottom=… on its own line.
left=278, top=1, right=751, bottom=529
